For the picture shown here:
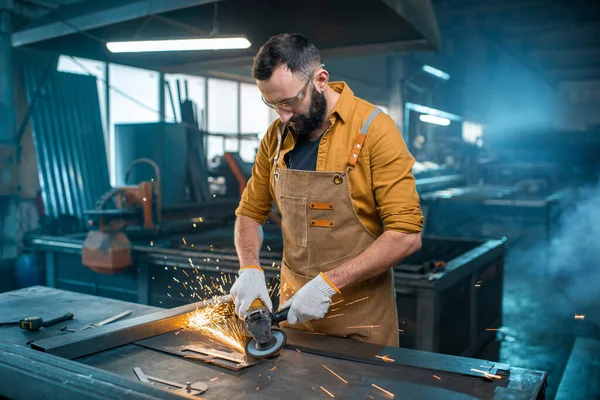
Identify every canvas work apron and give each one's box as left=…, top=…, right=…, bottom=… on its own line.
left=273, top=108, right=399, bottom=347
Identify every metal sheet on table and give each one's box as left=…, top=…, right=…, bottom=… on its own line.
left=135, top=329, right=264, bottom=370
left=284, top=329, right=511, bottom=379
left=79, top=343, right=540, bottom=400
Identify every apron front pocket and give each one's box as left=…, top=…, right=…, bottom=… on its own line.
left=279, top=195, right=308, bottom=248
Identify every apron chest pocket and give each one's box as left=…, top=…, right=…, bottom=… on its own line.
left=279, top=195, right=308, bottom=248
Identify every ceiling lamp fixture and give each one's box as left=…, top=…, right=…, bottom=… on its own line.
left=106, top=37, right=251, bottom=53
left=422, top=65, right=450, bottom=80
left=419, top=114, right=451, bottom=126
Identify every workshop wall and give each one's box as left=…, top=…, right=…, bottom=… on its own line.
left=557, top=80, right=600, bottom=130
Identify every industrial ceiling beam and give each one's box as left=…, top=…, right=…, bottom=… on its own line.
left=12, top=0, right=224, bottom=47
left=162, top=39, right=432, bottom=75
left=547, top=67, right=600, bottom=81
left=531, top=46, right=600, bottom=59
left=381, top=0, right=441, bottom=51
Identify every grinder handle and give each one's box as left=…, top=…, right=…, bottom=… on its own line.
left=248, top=298, right=266, bottom=312
left=274, top=308, right=289, bottom=324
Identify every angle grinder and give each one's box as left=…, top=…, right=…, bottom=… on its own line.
left=244, top=298, right=289, bottom=359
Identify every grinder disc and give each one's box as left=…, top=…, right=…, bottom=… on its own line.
left=245, top=329, right=287, bottom=359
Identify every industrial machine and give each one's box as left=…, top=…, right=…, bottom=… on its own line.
left=81, top=157, right=238, bottom=274
left=82, top=158, right=162, bottom=274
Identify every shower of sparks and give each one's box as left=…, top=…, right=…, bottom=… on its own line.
left=574, top=314, right=585, bottom=320
left=433, top=375, right=441, bottom=380
left=331, top=308, right=342, bottom=312
left=327, top=314, right=345, bottom=319
left=486, top=328, right=499, bottom=331
left=185, top=299, right=246, bottom=354
left=347, top=325, right=379, bottom=329
left=375, top=355, right=395, bottom=363
left=182, top=238, right=187, bottom=245
left=320, top=386, right=335, bottom=398
left=470, top=369, right=502, bottom=380
left=345, top=296, right=369, bottom=306
left=366, top=396, right=375, bottom=399
left=322, top=364, right=348, bottom=384
left=331, top=300, right=344, bottom=306
left=210, top=377, right=218, bottom=382
left=371, top=384, right=395, bottom=398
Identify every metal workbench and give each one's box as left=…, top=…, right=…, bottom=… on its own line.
left=28, top=232, right=506, bottom=358
left=0, top=286, right=547, bottom=399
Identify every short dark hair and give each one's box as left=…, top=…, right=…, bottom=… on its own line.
left=252, top=33, right=322, bottom=81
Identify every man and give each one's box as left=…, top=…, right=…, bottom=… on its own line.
left=230, top=33, right=423, bottom=347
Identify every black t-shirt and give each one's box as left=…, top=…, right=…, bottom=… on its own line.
left=285, top=134, right=324, bottom=171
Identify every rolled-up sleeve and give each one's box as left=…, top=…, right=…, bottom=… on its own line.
left=235, top=123, right=278, bottom=224
left=369, top=115, right=424, bottom=233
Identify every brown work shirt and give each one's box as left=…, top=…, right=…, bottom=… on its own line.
left=235, top=81, right=423, bottom=235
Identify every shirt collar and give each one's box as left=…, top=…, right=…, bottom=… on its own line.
left=328, top=81, right=353, bottom=123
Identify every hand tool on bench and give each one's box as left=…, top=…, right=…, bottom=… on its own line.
left=80, top=310, right=133, bottom=331
left=0, top=313, right=74, bottom=331
left=133, top=367, right=208, bottom=395
left=244, top=298, right=289, bottom=359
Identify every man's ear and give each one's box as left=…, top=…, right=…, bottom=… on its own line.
left=315, top=68, right=329, bottom=91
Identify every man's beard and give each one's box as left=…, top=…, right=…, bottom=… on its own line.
left=289, top=86, right=327, bottom=138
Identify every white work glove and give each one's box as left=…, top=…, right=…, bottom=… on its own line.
left=230, top=266, right=273, bottom=318
left=280, top=273, right=340, bottom=325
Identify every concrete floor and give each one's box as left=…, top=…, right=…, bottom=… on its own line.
left=477, top=234, right=600, bottom=400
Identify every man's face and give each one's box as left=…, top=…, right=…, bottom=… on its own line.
left=258, top=65, right=328, bottom=137
left=289, top=85, right=327, bottom=137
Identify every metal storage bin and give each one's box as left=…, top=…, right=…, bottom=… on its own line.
left=394, top=236, right=505, bottom=357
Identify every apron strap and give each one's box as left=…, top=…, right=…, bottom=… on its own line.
left=274, top=122, right=287, bottom=166
left=347, top=108, right=383, bottom=168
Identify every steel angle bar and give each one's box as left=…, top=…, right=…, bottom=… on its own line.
left=31, top=295, right=231, bottom=359
left=0, top=342, right=190, bottom=400
left=283, top=328, right=511, bottom=379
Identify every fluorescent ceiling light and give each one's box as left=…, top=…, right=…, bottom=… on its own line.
left=106, top=37, right=251, bottom=53
left=419, top=114, right=451, bottom=126
left=405, top=102, right=462, bottom=121
left=422, top=65, right=450, bottom=80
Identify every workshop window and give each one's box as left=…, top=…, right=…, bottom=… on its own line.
left=57, top=56, right=108, bottom=154
left=164, top=74, right=206, bottom=126
left=108, top=64, right=160, bottom=186
left=240, top=83, right=273, bottom=162
left=206, top=78, right=239, bottom=160
left=208, top=78, right=238, bottom=134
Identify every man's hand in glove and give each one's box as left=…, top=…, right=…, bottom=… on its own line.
left=280, top=272, right=341, bottom=324
left=230, top=266, right=272, bottom=318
